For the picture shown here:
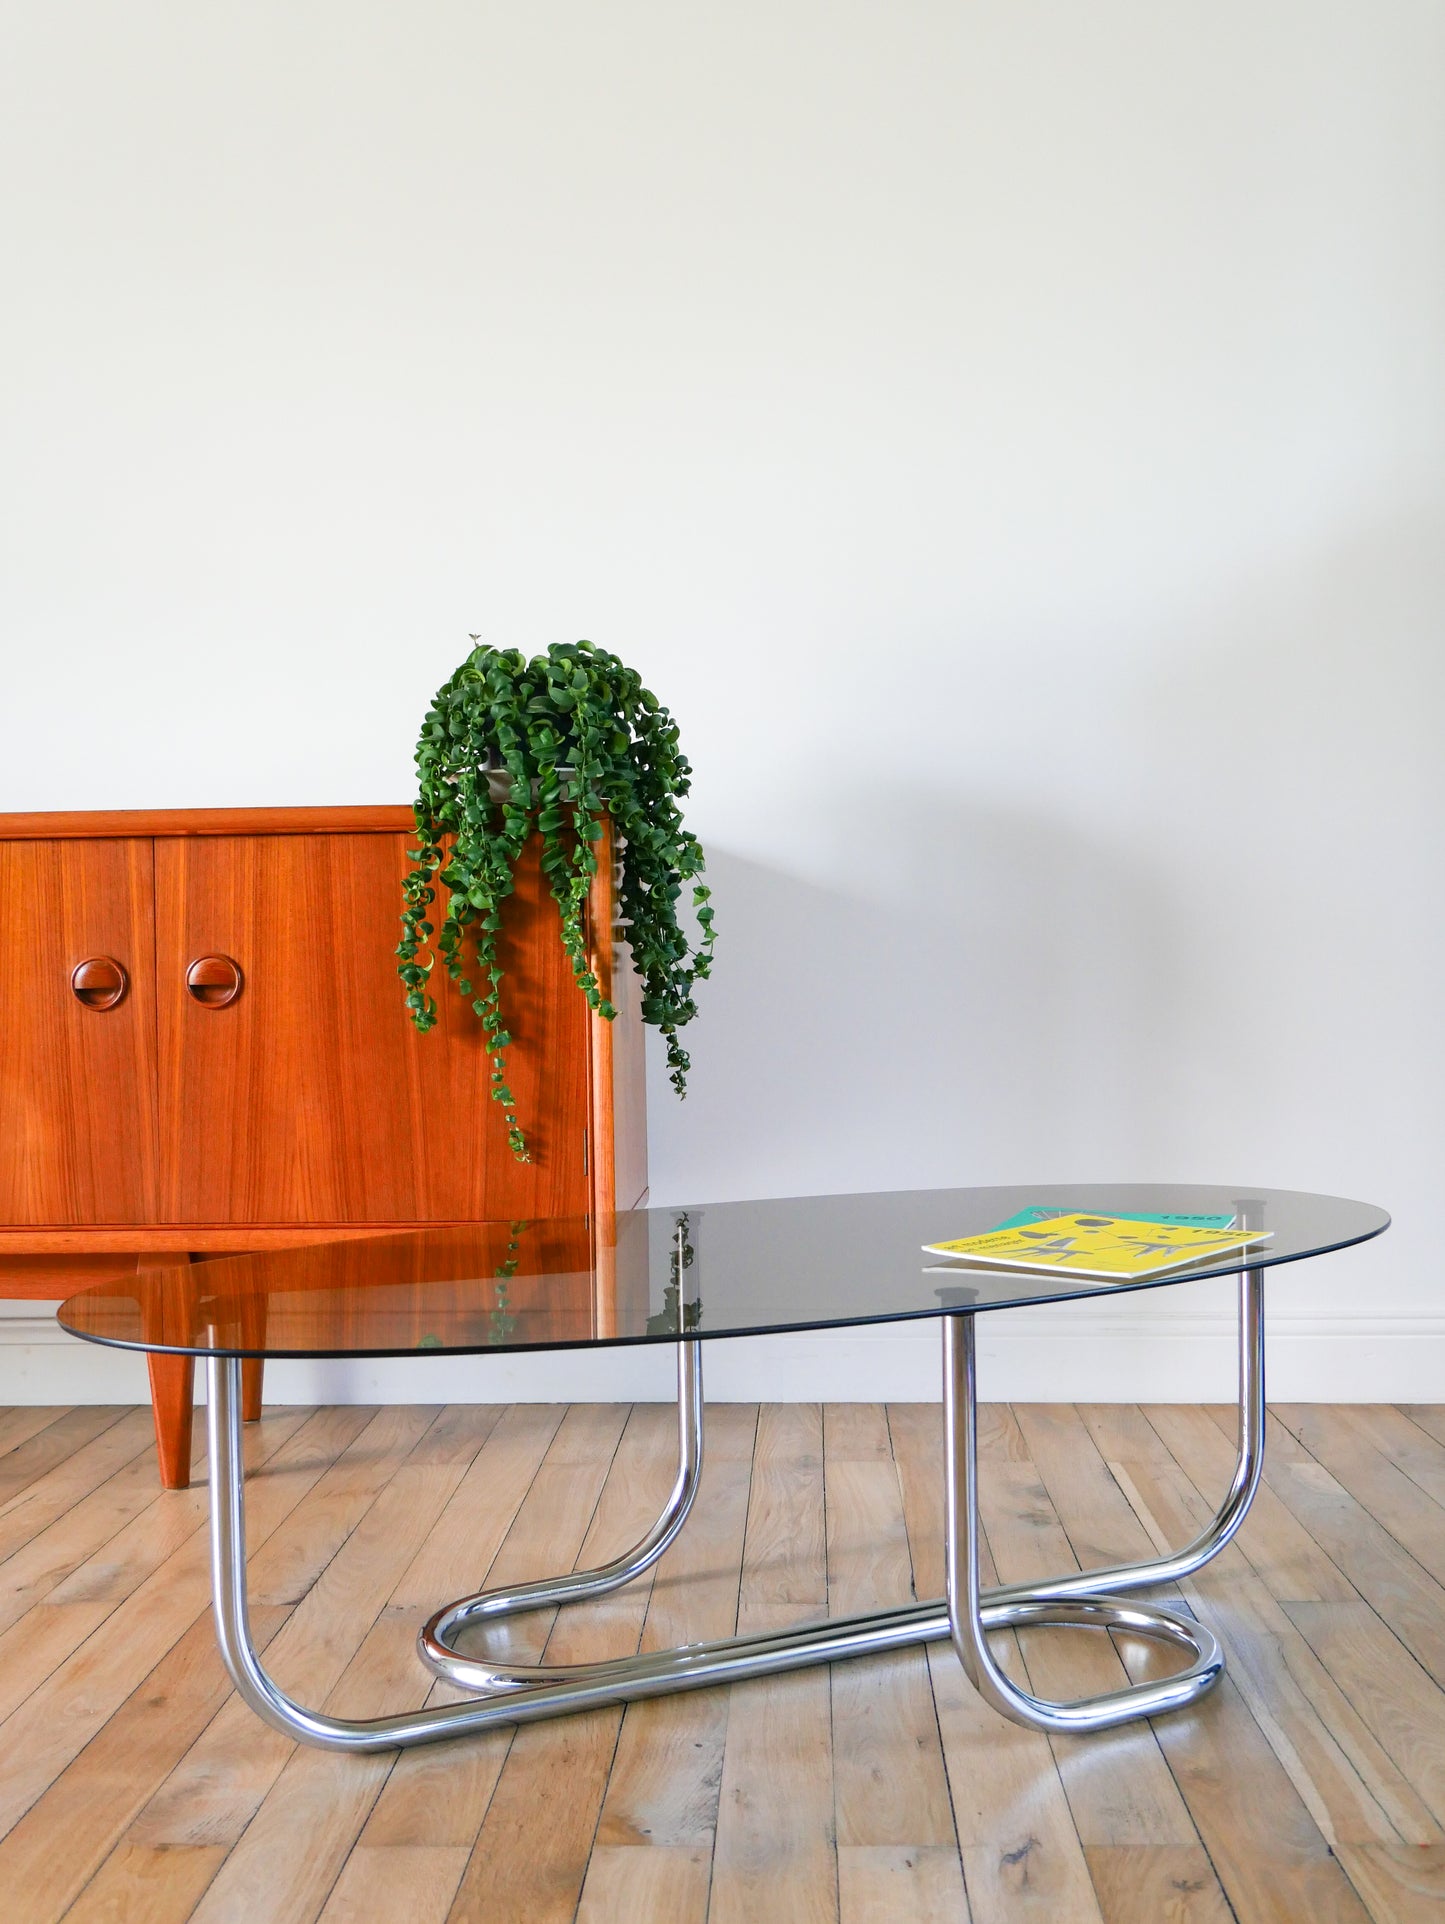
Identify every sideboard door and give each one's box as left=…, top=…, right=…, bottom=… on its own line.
left=154, top=832, right=591, bottom=1224
left=0, top=838, right=159, bottom=1223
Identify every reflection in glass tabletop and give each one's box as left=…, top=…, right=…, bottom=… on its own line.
left=57, top=1183, right=1388, bottom=1360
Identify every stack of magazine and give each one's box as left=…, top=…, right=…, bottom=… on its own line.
left=923, top=1205, right=1270, bottom=1280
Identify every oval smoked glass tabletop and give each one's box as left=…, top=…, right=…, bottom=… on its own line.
left=58, top=1185, right=1388, bottom=1359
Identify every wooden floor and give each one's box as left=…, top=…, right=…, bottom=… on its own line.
left=0, top=1401, right=1443, bottom=1924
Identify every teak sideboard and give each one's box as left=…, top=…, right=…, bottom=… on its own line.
left=0, top=806, right=647, bottom=1485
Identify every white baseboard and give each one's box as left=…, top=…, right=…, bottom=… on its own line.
left=3, top=1304, right=1442, bottom=1405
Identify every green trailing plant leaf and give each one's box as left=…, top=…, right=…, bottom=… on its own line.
left=646, top=1212, right=702, bottom=1335
left=398, top=639, right=716, bottom=1160
left=489, top=1220, right=526, bottom=1342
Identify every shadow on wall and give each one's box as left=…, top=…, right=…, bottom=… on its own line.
left=645, top=786, right=1187, bottom=1206
left=1120, top=511, right=1445, bottom=1099
left=650, top=514, right=1445, bottom=1234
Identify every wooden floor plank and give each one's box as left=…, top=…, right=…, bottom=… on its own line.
left=592, top=1402, right=756, bottom=1856
left=0, top=1406, right=376, bottom=1846
left=1216, top=1408, right=1445, bottom=1687
left=1332, top=1841, right=1445, bottom=1923
left=0, top=1410, right=377, bottom=1924
left=1105, top=1436, right=1440, bottom=1852
left=357, top=1403, right=563, bottom=1854
left=837, top=1844, right=969, bottom=1924
left=1079, top=1847, right=1234, bottom=1924
left=929, top=1635, right=1104, bottom=1924
left=0, top=1408, right=130, bottom=1515
left=1144, top=1675, right=1372, bottom=1922
left=0, top=1398, right=1434, bottom=1924
left=125, top=1404, right=443, bottom=1860
left=1398, top=1405, right=1445, bottom=1451
left=0, top=1414, right=303, bottom=1725
left=1337, top=1405, right=1445, bottom=1511
left=708, top=1403, right=838, bottom=1924
left=827, top=1456, right=955, bottom=1849
left=889, top=1400, right=1101, bottom=1924
left=1090, top=1405, right=1405, bottom=1922
left=0, top=1464, right=204, bottom=1723
left=0, top=1407, right=309, bottom=1643
left=885, top=1403, right=946, bottom=1599
left=824, top=1405, right=955, bottom=1855
left=62, top=1843, right=230, bottom=1924
left=985, top=1407, right=1227, bottom=1924
left=443, top=1402, right=643, bottom=1924
left=182, top=1408, right=496, bottom=1924
left=0, top=1410, right=157, bottom=1562
left=824, top=1403, right=894, bottom=1464
left=1282, top=1599, right=1445, bottom=1832
left=0, top=1407, right=76, bottom=1464
left=183, top=1404, right=538, bottom=1922
left=575, top=1844, right=711, bottom=1923
left=1135, top=1404, right=1358, bottom=1603
left=1274, top=1404, right=1445, bottom=1587
left=1036, top=1403, right=1373, bottom=1924
left=317, top=1845, right=468, bottom=1924
left=1005, top=1405, right=1233, bottom=1924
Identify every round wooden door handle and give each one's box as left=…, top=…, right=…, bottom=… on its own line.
left=186, top=954, right=243, bottom=1008
left=70, top=956, right=128, bottom=1010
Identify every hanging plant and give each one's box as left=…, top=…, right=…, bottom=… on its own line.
left=397, top=639, right=715, bottom=1160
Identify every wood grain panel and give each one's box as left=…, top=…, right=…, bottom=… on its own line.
left=0, top=1254, right=141, bottom=1301
left=154, top=832, right=590, bottom=1224
left=0, top=838, right=159, bottom=1224
left=0, top=1226, right=429, bottom=1254
left=0, top=806, right=413, bottom=840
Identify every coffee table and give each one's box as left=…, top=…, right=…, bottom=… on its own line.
left=58, top=1184, right=1386, bottom=1751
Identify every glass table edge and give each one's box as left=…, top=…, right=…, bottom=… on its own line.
left=54, top=1211, right=1391, bottom=1361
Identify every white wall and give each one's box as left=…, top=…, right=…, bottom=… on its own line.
left=3, top=2, right=1442, bottom=1402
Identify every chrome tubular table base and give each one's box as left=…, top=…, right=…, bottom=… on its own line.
left=205, top=1268, right=1263, bottom=1751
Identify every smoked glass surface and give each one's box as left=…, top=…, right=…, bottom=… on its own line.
left=57, top=1185, right=1388, bottom=1360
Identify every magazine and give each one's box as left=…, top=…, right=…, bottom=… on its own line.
left=923, top=1211, right=1271, bottom=1280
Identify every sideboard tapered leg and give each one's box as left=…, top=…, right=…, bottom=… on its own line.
left=147, top=1351, right=195, bottom=1490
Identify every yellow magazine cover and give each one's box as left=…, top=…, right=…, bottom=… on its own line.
left=923, top=1212, right=1271, bottom=1280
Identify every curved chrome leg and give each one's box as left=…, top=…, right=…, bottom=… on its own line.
left=204, top=1348, right=754, bottom=1752
left=944, top=1311, right=1224, bottom=1732
left=989, top=1261, right=1265, bottom=1611
left=203, top=1264, right=1262, bottom=1750
left=417, top=1339, right=704, bottom=1690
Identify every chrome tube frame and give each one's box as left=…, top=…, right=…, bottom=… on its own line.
left=204, top=1263, right=1263, bottom=1750
left=417, top=1338, right=704, bottom=1691
left=943, top=1310, right=1223, bottom=1730
left=985, top=1260, right=1266, bottom=1612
